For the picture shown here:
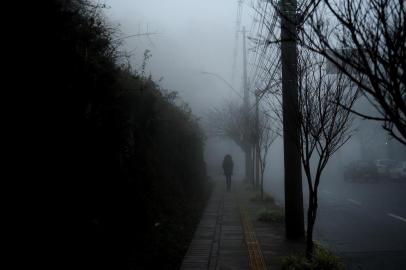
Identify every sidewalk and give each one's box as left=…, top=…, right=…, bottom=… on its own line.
left=181, top=180, right=305, bottom=270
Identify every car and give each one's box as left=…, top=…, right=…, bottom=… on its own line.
left=388, top=161, right=406, bottom=181
left=375, top=159, right=398, bottom=175
left=343, top=160, right=378, bottom=182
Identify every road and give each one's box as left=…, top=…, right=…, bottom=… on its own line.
left=265, top=172, right=406, bottom=270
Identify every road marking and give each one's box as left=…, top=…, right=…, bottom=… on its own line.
left=388, top=213, right=406, bottom=223
left=321, top=190, right=332, bottom=194
left=347, top=198, right=362, bottom=206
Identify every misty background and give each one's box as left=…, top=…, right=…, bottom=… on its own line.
left=28, top=1, right=406, bottom=269
left=104, top=0, right=404, bottom=187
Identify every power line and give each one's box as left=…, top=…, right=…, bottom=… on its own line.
left=247, top=1, right=280, bottom=96
left=231, top=0, right=244, bottom=85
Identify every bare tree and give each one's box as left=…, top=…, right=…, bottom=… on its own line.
left=296, top=50, right=357, bottom=259
left=207, top=99, right=279, bottom=190
left=298, top=0, right=406, bottom=145
left=256, top=111, right=278, bottom=200
left=206, top=101, right=256, bottom=183
left=206, top=101, right=254, bottom=150
left=263, top=47, right=357, bottom=258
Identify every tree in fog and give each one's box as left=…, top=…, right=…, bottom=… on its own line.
left=268, top=49, right=358, bottom=259
left=207, top=101, right=253, bottom=150
left=296, top=50, right=357, bottom=259
left=255, top=107, right=278, bottom=200
left=298, top=0, right=406, bottom=145
left=207, top=97, right=278, bottom=192
left=208, top=100, right=273, bottom=186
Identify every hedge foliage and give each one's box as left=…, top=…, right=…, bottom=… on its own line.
left=38, top=1, right=209, bottom=269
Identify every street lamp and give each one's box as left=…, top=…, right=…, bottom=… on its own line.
left=201, top=71, right=244, bottom=100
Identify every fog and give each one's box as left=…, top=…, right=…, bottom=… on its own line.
left=43, top=1, right=406, bottom=269
left=104, top=0, right=405, bottom=182
left=105, top=0, right=248, bottom=113
left=38, top=0, right=406, bottom=270
left=104, top=0, right=253, bottom=175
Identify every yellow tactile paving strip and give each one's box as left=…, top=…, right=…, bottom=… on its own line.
left=239, top=201, right=268, bottom=270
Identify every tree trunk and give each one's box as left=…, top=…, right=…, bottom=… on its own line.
left=244, top=147, right=252, bottom=185
left=306, top=191, right=318, bottom=260
left=255, top=144, right=260, bottom=188
left=260, top=170, right=264, bottom=201
left=251, top=146, right=256, bottom=188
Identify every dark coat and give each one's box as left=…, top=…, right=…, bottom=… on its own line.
left=222, top=156, right=234, bottom=175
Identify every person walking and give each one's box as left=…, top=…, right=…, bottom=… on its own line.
left=222, top=155, right=234, bottom=191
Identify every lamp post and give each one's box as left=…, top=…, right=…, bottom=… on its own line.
left=201, top=71, right=243, bottom=100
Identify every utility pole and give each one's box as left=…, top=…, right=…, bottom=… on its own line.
left=231, top=0, right=244, bottom=84
left=255, top=91, right=260, bottom=190
left=280, top=0, right=305, bottom=239
left=242, top=26, right=253, bottom=186
left=242, top=26, right=249, bottom=109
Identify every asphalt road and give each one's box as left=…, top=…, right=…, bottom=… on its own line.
left=265, top=172, right=406, bottom=270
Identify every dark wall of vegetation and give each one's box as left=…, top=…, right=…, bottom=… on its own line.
left=39, top=1, right=209, bottom=269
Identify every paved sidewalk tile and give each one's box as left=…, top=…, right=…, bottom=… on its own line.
left=181, top=182, right=249, bottom=270
left=181, top=180, right=304, bottom=270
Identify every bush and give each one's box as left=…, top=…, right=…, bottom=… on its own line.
left=281, top=244, right=345, bottom=270
left=250, top=194, right=260, bottom=201
left=245, top=185, right=253, bottom=191
left=282, top=255, right=311, bottom=270
left=39, top=1, right=210, bottom=269
left=257, top=207, right=284, bottom=223
left=250, top=193, right=275, bottom=204
left=312, top=244, right=345, bottom=270
left=263, top=194, right=275, bottom=204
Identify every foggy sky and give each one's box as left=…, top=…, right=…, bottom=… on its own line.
left=103, top=0, right=405, bottom=179
left=105, top=0, right=253, bottom=117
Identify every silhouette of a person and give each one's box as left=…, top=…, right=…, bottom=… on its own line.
left=222, top=155, right=234, bottom=191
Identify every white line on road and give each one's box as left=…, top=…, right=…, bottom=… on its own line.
left=387, top=213, right=406, bottom=223
left=347, top=198, right=362, bottom=206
